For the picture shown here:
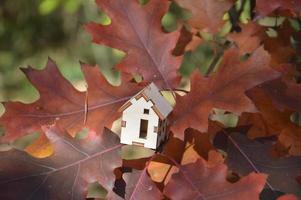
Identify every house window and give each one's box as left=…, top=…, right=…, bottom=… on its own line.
left=139, top=119, right=148, bottom=138
left=154, top=126, right=158, bottom=133
left=144, top=109, right=149, bottom=114
left=121, top=120, right=126, bottom=127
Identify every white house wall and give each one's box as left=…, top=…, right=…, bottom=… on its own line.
left=120, top=97, right=159, bottom=149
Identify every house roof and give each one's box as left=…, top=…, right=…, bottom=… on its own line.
left=119, top=82, right=173, bottom=119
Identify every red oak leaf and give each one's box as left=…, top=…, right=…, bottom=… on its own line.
left=0, top=127, right=122, bottom=200
left=256, top=0, right=301, bottom=16
left=217, top=131, right=301, bottom=196
left=262, top=79, right=301, bottom=115
left=122, top=168, right=163, bottom=200
left=164, top=158, right=267, bottom=200
left=277, top=194, right=299, bottom=200
left=174, top=0, right=233, bottom=33
left=173, top=26, right=195, bottom=55
left=116, top=138, right=186, bottom=200
left=0, top=59, right=141, bottom=142
left=170, top=46, right=280, bottom=138
left=263, top=22, right=296, bottom=66
left=239, top=87, right=301, bottom=156
left=85, top=0, right=182, bottom=89
left=227, top=22, right=264, bottom=55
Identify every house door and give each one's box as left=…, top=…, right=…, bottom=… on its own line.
left=139, top=119, right=148, bottom=138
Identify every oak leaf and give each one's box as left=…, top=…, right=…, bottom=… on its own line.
left=217, top=131, right=301, bottom=197
left=85, top=0, right=182, bottom=89
left=170, top=46, right=280, bottom=138
left=24, top=133, right=54, bottom=158
left=121, top=168, right=163, bottom=200
left=116, top=138, right=185, bottom=200
left=277, top=194, right=299, bottom=200
left=173, top=26, right=203, bottom=55
left=0, top=127, right=122, bottom=199
left=240, top=87, right=301, bottom=155
left=256, top=0, right=301, bottom=16
left=164, top=158, right=267, bottom=200
left=262, top=79, right=301, bottom=115
left=227, top=22, right=264, bottom=55
left=184, top=122, right=222, bottom=160
left=263, top=22, right=301, bottom=67
left=0, top=59, right=140, bottom=142
left=174, top=0, right=233, bottom=33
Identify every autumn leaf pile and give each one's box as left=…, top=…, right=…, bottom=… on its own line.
left=0, top=0, right=301, bottom=199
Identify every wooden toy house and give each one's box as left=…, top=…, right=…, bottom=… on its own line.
left=118, top=83, right=173, bottom=149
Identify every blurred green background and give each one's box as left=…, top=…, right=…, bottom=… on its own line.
left=0, top=0, right=125, bottom=104
left=1, top=0, right=294, bottom=125
left=0, top=0, right=297, bottom=104
left=0, top=0, right=216, bottom=105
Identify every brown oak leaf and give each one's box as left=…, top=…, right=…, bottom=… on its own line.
left=0, top=127, right=122, bottom=200
left=0, top=59, right=140, bottom=142
left=173, top=26, right=203, bottom=56
left=121, top=168, right=163, bottom=200
left=262, top=79, right=301, bottom=115
left=85, top=0, right=182, bottom=89
left=184, top=121, right=222, bottom=160
left=170, top=46, right=280, bottom=138
left=116, top=137, right=186, bottom=200
left=239, top=87, right=301, bottom=156
left=277, top=194, right=299, bottom=200
left=227, top=22, right=264, bottom=55
left=217, top=131, right=301, bottom=196
left=174, top=0, right=233, bottom=33
left=164, top=158, right=267, bottom=200
left=256, top=0, right=301, bottom=16
left=263, top=22, right=301, bottom=67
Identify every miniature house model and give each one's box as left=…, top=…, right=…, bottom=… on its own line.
left=118, top=83, right=173, bottom=149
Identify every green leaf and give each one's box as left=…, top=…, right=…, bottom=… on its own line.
left=87, top=182, right=108, bottom=199
left=0, top=143, right=12, bottom=152
left=75, top=128, right=89, bottom=140
left=200, top=31, right=213, bottom=41
left=64, top=0, right=82, bottom=13
left=219, top=21, right=232, bottom=37
left=258, top=17, right=285, bottom=27
left=121, top=145, right=154, bottom=160
left=138, top=0, right=149, bottom=5
left=239, top=0, right=251, bottom=24
left=162, top=12, right=177, bottom=32
left=0, top=125, right=4, bottom=137
left=291, top=36, right=299, bottom=50
left=180, top=42, right=215, bottom=76
left=169, top=2, right=191, bottom=21
left=12, top=132, right=40, bottom=150
left=211, top=109, right=238, bottom=128
left=99, top=12, right=111, bottom=25
left=39, top=0, right=61, bottom=15
left=289, top=19, right=301, bottom=31
left=266, top=28, right=278, bottom=38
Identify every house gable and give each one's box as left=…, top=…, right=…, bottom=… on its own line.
left=119, top=82, right=173, bottom=119
left=119, top=82, right=172, bottom=149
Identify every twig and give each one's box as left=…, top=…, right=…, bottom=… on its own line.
left=83, top=86, right=88, bottom=125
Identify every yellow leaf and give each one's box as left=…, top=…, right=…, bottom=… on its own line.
left=25, top=134, right=54, bottom=158
left=148, top=161, right=178, bottom=184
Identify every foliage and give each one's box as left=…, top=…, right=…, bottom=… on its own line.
left=1, top=0, right=301, bottom=199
